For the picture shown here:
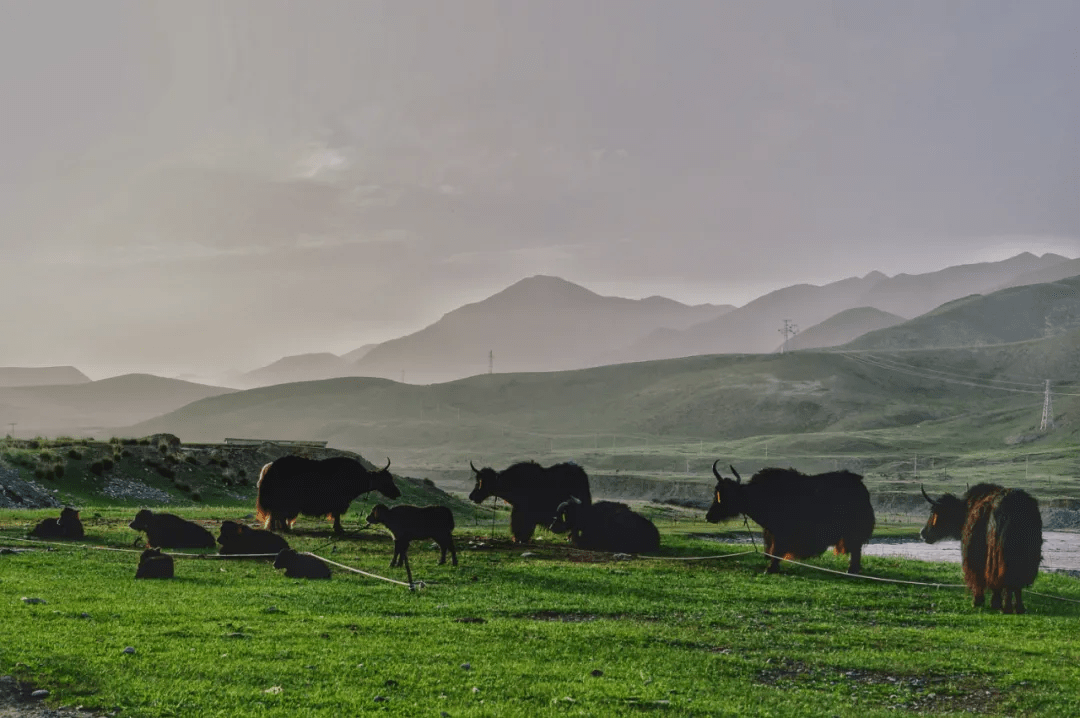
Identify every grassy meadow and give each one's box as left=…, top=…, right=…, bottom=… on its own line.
left=2, top=506, right=1080, bottom=717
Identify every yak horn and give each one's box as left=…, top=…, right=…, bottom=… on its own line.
left=470, top=460, right=478, bottom=474
left=383, top=458, right=391, bottom=471
left=730, top=465, right=742, bottom=484
left=712, top=460, right=723, bottom=480
left=920, top=485, right=937, bottom=506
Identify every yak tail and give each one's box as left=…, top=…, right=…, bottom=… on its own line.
left=255, top=462, right=273, bottom=529
left=834, top=538, right=848, bottom=556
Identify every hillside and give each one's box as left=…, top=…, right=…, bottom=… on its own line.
left=621, top=253, right=1073, bottom=361
left=0, top=374, right=235, bottom=436
left=352, top=275, right=734, bottom=383
left=118, top=332, right=1080, bottom=492
left=238, top=352, right=357, bottom=388
left=846, top=275, right=1080, bottom=350
left=781, top=307, right=906, bottom=351
left=0, top=366, right=90, bottom=387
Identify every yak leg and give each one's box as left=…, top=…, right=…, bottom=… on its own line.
left=763, top=531, right=781, bottom=574
left=847, top=546, right=863, bottom=575
left=990, top=589, right=1003, bottom=611
left=1012, top=589, right=1025, bottom=615
left=1001, top=589, right=1014, bottom=614
left=972, top=588, right=986, bottom=608
left=391, top=541, right=408, bottom=568
left=332, top=513, right=345, bottom=535
left=448, top=539, right=458, bottom=567
left=402, top=553, right=414, bottom=589
left=509, top=508, right=536, bottom=544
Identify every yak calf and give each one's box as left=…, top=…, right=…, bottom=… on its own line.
left=30, top=507, right=84, bottom=540
left=366, top=504, right=457, bottom=587
left=217, top=520, right=290, bottom=557
left=274, top=549, right=331, bottom=579
left=550, top=498, right=660, bottom=554
left=921, top=483, right=1042, bottom=614
left=135, top=548, right=174, bottom=579
left=129, top=510, right=216, bottom=549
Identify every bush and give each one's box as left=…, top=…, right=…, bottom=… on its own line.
left=89, top=460, right=105, bottom=476
left=102, top=457, right=114, bottom=471
left=67, top=448, right=83, bottom=460
left=52, top=464, right=64, bottom=479
left=191, top=491, right=202, bottom=502
left=33, top=467, right=46, bottom=479
left=184, top=455, right=198, bottom=465
left=155, top=464, right=176, bottom=479
left=174, top=481, right=191, bottom=493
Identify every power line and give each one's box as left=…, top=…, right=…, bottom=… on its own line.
left=841, top=352, right=1080, bottom=396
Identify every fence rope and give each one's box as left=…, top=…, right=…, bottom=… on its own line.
left=309, top=553, right=415, bottom=589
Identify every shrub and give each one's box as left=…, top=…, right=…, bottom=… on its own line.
left=33, top=467, right=46, bottom=479
left=191, top=491, right=202, bottom=502
left=67, top=448, right=83, bottom=460
left=155, top=464, right=176, bottom=479
left=102, top=457, right=114, bottom=471
left=52, top=464, right=64, bottom=479
left=174, top=481, right=191, bottom=493
left=184, top=455, right=198, bottom=465
left=89, top=460, right=105, bottom=476
left=158, top=442, right=170, bottom=454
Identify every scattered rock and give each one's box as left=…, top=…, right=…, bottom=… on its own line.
left=461, top=663, right=471, bottom=671
left=30, top=690, right=49, bottom=700
left=520, top=552, right=537, bottom=557
left=373, top=696, right=386, bottom=702
left=122, top=647, right=135, bottom=655
left=21, top=597, right=46, bottom=605
left=263, top=686, right=282, bottom=695
left=590, top=669, right=604, bottom=677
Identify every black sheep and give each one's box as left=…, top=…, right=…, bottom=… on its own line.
left=135, top=548, right=174, bottom=579
left=29, top=507, right=85, bottom=540
left=273, top=548, right=331, bottom=579
left=365, top=504, right=457, bottom=586
left=129, top=510, right=216, bottom=549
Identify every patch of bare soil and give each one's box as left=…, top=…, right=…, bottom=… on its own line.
left=0, top=677, right=105, bottom=718
left=755, top=658, right=1015, bottom=714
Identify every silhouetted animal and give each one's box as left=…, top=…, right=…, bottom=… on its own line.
left=29, top=507, right=84, bottom=540
left=216, top=520, right=290, bottom=557
left=129, top=510, right=216, bottom=549
left=273, top=548, right=331, bottom=579
left=549, top=498, right=661, bottom=554
left=366, top=503, right=457, bottom=586
left=468, top=460, right=592, bottom=543
left=706, top=462, right=875, bottom=574
left=921, top=483, right=1043, bottom=614
left=135, top=548, right=174, bottom=579
left=256, top=456, right=400, bottom=534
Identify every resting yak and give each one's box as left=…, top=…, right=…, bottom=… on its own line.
left=550, top=497, right=660, bottom=554
left=217, top=520, right=290, bottom=557
left=706, top=462, right=875, bottom=574
left=921, top=483, right=1042, bottom=614
left=129, top=510, right=216, bottom=549
left=274, top=549, right=331, bottom=579
left=255, top=455, right=401, bottom=534
left=468, top=460, right=591, bottom=543
left=29, top=507, right=84, bottom=540
left=135, top=548, right=174, bottom=579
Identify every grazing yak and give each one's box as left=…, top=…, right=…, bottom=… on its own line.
left=216, top=520, right=290, bottom=557
left=256, top=455, right=401, bottom=534
left=129, top=509, right=216, bottom=549
left=29, top=507, right=84, bottom=540
left=468, top=460, right=592, bottom=543
left=273, top=548, right=331, bottom=579
left=921, top=483, right=1042, bottom=614
left=135, top=548, right=174, bottom=579
left=550, top=498, right=661, bottom=554
left=706, top=462, right=875, bottom=574
left=365, top=504, right=457, bottom=586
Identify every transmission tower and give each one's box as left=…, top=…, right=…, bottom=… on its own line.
left=488, top=350, right=493, bottom=374
left=778, top=319, right=798, bottom=354
left=1040, top=380, right=1054, bottom=431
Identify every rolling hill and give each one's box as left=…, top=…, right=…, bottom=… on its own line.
left=846, top=275, right=1080, bottom=350
left=780, top=307, right=906, bottom=352
left=0, top=374, right=235, bottom=436
left=0, top=366, right=90, bottom=387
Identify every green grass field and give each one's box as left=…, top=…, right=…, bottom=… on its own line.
left=2, top=508, right=1079, bottom=717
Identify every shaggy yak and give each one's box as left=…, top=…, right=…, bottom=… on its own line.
left=135, top=548, right=174, bottom=579
left=129, top=510, right=216, bottom=549
left=29, top=507, right=84, bottom=540
left=920, top=483, right=1042, bottom=614
left=550, top=497, right=661, bottom=554
left=216, top=520, right=290, bottom=557
left=468, top=460, right=592, bottom=543
left=706, top=462, right=875, bottom=574
left=255, top=456, right=400, bottom=534
left=273, top=548, right=331, bottom=579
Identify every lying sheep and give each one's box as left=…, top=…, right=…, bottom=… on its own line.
left=365, top=504, right=457, bottom=586
left=217, top=520, right=289, bottom=558
left=135, top=548, right=174, bottom=579
left=273, top=548, right=331, bottom=579
left=29, top=507, right=85, bottom=540
left=550, top=498, right=661, bottom=554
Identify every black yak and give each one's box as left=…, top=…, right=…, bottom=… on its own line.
left=920, top=483, right=1042, bottom=614
left=216, top=520, right=290, bottom=557
left=129, top=510, right=216, bottom=549
left=29, top=507, right=84, bottom=540
left=706, top=462, right=875, bottom=574
left=256, top=456, right=400, bottom=534
left=550, top=498, right=661, bottom=554
left=468, top=460, right=591, bottom=543
left=365, top=503, right=457, bottom=586
left=273, top=548, right=331, bottom=579
left=135, top=548, right=174, bottom=579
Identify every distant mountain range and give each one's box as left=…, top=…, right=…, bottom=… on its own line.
left=0, top=366, right=90, bottom=387
left=780, top=307, right=906, bottom=352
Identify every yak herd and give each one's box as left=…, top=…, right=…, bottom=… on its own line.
left=23, top=454, right=1045, bottom=613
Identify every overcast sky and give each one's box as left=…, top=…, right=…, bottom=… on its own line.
left=1, top=1, right=1077, bottom=380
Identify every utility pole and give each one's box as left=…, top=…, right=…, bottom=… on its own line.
left=488, top=350, right=493, bottom=374
left=778, top=319, right=798, bottom=354
left=1041, top=380, right=1054, bottom=431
